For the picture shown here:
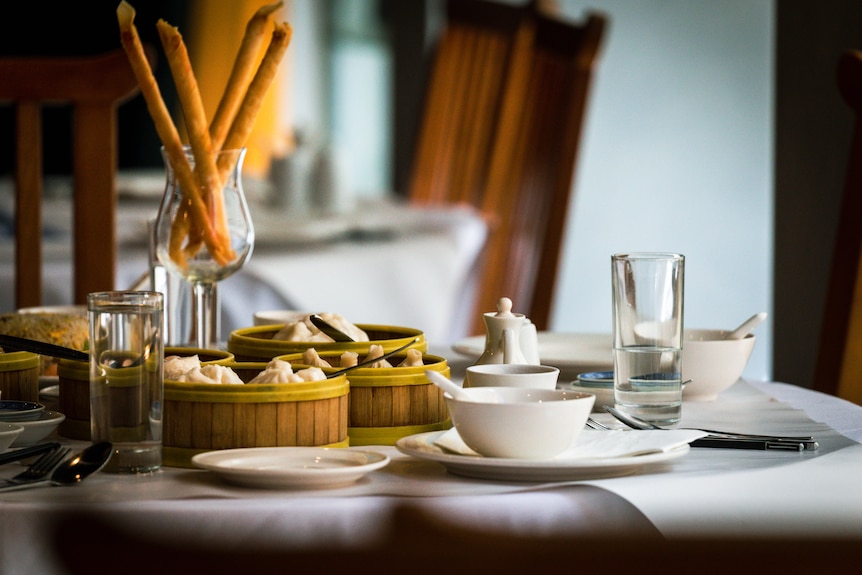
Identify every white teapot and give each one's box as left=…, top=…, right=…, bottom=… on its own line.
left=475, top=297, right=539, bottom=365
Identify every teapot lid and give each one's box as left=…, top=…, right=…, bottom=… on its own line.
left=494, top=297, right=517, bottom=318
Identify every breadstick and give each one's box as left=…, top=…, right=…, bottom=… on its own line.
left=210, top=1, right=283, bottom=151
left=156, top=19, right=233, bottom=264
left=218, top=21, right=292, bottom=179
left=116, top=1, right=224, bottom=268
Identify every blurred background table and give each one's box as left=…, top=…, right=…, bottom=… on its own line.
left=0, top=173, right=488, bottom=343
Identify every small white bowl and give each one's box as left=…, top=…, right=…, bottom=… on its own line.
left=9, top=410, right=65, bottom=447
left=0, top=423, right=24, bottom=451
left=0, top=401, right=46, bottom=422
left=465, top=364, right=559, bottom=390
left=445, top=387, right=594, bottom=459
left=683, top=329, right=756, bottom=401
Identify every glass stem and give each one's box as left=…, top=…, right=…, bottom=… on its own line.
left=191, top=281, right=219, bottom=349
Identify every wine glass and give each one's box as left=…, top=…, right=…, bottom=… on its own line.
left=154, top=147, right=254, bottom=349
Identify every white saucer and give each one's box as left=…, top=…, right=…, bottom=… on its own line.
left=192, top=447, right=390, bottom=489
left=395, top=431, right=688, bottom=482
left=452, top=332, right=613, bottom=376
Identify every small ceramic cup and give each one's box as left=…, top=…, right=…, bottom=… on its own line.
left=465, top=363, right=560, bottom=390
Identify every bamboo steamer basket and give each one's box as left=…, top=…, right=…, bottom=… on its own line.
left=0, top=351, right=40, bottom=402
left=163, top=360, right=349, bottom=468
left=57, top=347, right=235, bottom=440
left=227, top=324, right=426, bottom=362
left=283, top=351, right=451, bottom=445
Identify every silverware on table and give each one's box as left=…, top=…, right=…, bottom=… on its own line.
left=598, top=408, right=819, bottom=451
left=1, top=446, right=71, bottom=487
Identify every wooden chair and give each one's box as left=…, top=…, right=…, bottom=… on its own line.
left=408, top=0, right=606, bottom=333
left=0, top=48, right=140, bottom=308
left=814, top=49, right=862, bottom=404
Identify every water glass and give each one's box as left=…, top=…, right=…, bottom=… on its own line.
left=611, top=253, right=684, bottom=425
left=88, top=291, right=164, bottom=473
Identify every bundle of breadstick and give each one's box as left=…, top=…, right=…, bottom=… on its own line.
left=116, top=1, right=292, bottom=268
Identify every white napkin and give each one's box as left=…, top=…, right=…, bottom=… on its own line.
left=434, top=428, right=708, bottom=460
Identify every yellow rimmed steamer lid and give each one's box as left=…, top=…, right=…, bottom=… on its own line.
left=227, top=324, right=427, bottom=361
left=282, top=351, right=452, bottom=446
left=0, top=351, right=40, bottom=402
left=162, top=361, right=350, bottom=468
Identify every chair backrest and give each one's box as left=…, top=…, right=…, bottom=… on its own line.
left=0, top=48, right=140, bottom=308
left=814, top=49, right=862, bottom=404
left=408, top=0, right=606, bottom=333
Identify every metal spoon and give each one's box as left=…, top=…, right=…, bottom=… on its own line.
left=309, top=314, right=355, bottom=343
left=50, top=441, right=114, bottom=484
left=99, top=330, right=159, bottom=369
left=726, top=312, right=767, bottom=340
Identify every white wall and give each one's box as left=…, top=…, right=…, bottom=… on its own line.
left=550, top=0, right=774, bottom=379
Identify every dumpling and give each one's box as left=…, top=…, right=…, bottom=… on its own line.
left=271, top=321, right=329, bottom=342
left=164, top=355, right=202, bottom=380
left=340, top=351, right=359, bottom=368
left=364, top=344, right=392, bottom=368
left=175, top=363, right=243, bottom=384
left=397, top=348, right=424, bottom=367
left=248, top=359, right=326, bottom=383
left=302, top=348, right=332, bottom=368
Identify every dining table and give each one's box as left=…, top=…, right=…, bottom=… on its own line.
left=0, top=339, right=861, bottom=574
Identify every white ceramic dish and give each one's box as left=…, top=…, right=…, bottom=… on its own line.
left=192, top=447, right=390, bottom=489
left=683, top=330, right=756, bottom=401
left=396, top=431, right=688, bottom=482
left=0, top=401, right=46, bottom=422
left=453, top=332, right=613, bottom=376
left=0, top=423, right=24, bottom=451
left=9, top=410, right=65, bottom=447
left=445, top=387, right=594, bottom=459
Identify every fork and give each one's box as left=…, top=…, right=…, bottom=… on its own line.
left=2, top=447, right=71, bottom=485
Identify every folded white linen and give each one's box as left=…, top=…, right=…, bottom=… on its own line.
left=434, top=428, right=708, bottom=460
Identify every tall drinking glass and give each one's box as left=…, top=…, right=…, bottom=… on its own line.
left=89, top=291, right=164, bottom=473
left=611, top=253, right=684, bottom=425
left=154, top=147, right=254, bottom=349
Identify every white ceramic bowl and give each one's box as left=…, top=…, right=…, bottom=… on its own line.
left=9, top=410, right=65, bottom=447
left=682, top=329, right=756, bottom=401
left=444, top=387, right=594, bottom=459
left=252, top=310, right=311, bottom=326
left=465, top=364, right=560, bottom=390
left=0, top=423, right=24, bottom=451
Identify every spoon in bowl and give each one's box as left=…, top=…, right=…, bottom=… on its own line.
left=425, top=370, right=472, bottom=401
left=726, top=312, right=767, bottom=340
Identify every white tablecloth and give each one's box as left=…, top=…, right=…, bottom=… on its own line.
left=1, top=353, right=860, bottom=574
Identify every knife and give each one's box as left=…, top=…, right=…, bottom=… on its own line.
left=691, top=436, right=817, bottom=451
left=0, top=334, right=89, bottom=362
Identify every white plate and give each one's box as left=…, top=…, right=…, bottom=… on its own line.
left=453, top=332, right=614, bottom=375
left=192, top=447, right=390, bottom=489
left=395, top=431, right=688, bottom=482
